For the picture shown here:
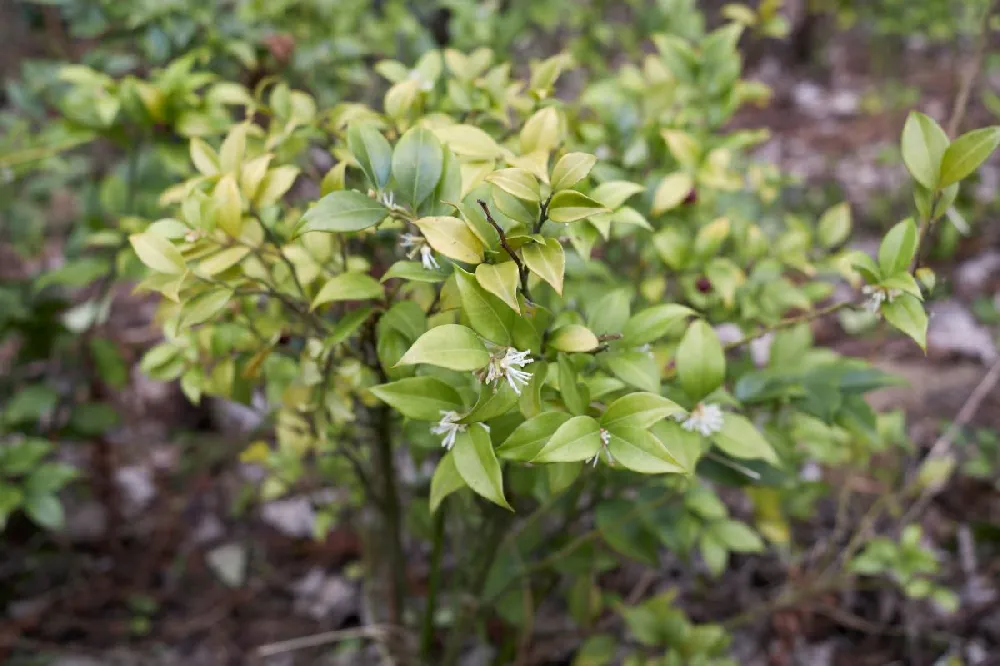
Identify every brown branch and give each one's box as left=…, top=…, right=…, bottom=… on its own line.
left=477, top=199, right=532, bottom=302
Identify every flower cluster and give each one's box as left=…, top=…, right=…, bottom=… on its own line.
left=481, top=347, right=534, bottom=394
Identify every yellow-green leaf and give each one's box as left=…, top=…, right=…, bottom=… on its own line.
left=190, top=138, right=219, bottom=177
left=475, top=262, right=521, bottom=314
left=214, top=174, right=243, bottom=237
left=486, top=168, right=541, bottom=202
left=129, top=232, right=186, bottom=274
left=550, top=152, right=596, bottom=191
left=546, top=190, right=610, bottom=223
left=652, top=172, right=693, bottom=214
left=522, top=238, right=565, bottom=294
left=548, top=324, right=600, bottom=352
left=413, top=216, right=485, bottom=264
left=398, top=324, right=490, bottom=371
left=312, top=272, right=384, bottom=308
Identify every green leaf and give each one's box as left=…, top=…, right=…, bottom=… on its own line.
left=413, top=216, right=485, bottom=264
left=547, top=191, right=611, bottom=223
left=558, top=355, right=590, bottom=415
left=190, top=137, right=219, bottom=176
left=650, top=419, right=704, bottom=474
left=214, top=175, right=243, bottom=237
left=877, top=218, right=918, bottom=276
left=590, top=181, right=645, bottom=210
left=709, top=520, right=764, bottom=553
left=430, top=452, right=465, bottom=513
left=601, top=393, right=683, bottom=430
left=296, top=190, right=387, bottom=235
left=347, top=124, right=392, bottom=188
left=497, top=412, right=572, bottom=461
left=532, top=415, right=602, bottom=463
left=849, top=250, right=882, bottom=282
left=549, top=325, right=600, bottom=352
left=548, top=462, right=582, bottom=496
left=24, top=494, right=64, bottom=530
left=197, top=246, right=250, bottom=277
left=676, top=321, right=725, bottom=401
left=900, top=111, right=948, bottom=189
left=398, top=324, right=490, bottom=371
left=369, top=377, right=464, bottom=420
left=328, top=307, right=373, bottom=346
left=700, top=531, right=728, bottom=576
left=312, top=272, right=384, bottom=308
left=475, top=262, right=521, bottom=314
left=596, top=499, right=659, bottom=566
left=939, top=126, right=1000, bottom=188
left=455, top=268, right=514, bottom=344
left=621, top=304, right=695, bottom=346
left=550, top=152, right=597, bottom=191
left=392, top=126, right=445, bottom=209
left=433, top=124, right=504, bottom=160
left=453, top=425, right=511, bottom=510
left=486, top=168, right=541, bottom=202
left=459, top=381, right=519, bottom=424
left=522, top=238, right=565, bottom=294
left=606, top=426, right=685, bottom=474
left=587, top=289, right=630, bottom=335
left=129, top=232, right=185, bottom=274
left=600, top=351, right=660, bottom=393
left=880, top=272, right=923, bottom=300
left=882, top=293, right=928, bottom=350
left=711, top=413, right=779, bottom=463
left=381, top=260, right=449, bottom=283
left=181, top=289, right=233, bottom=328
left=818, top=202, right=851, bottom=248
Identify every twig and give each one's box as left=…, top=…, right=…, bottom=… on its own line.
left=420, top=505, right=447, bottom=660
left=901, top=356, right=1000, bottom=524
left=723, top=301, right=851, bottom=352
left=946, top=0, right=996, bottom=137
left=254, top=624, right=402, bottom=658
left=477, top=199, right=532, bottom=302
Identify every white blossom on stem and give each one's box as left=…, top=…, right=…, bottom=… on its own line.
left=676, top=402, right=724, bottom=437
left=482, top=347, right=534, bottom=394
left=400, top=233, right=439, bottom=270
left=430, top=411, right=466, bottom=450
left=861, top=285, right=902, bottom=316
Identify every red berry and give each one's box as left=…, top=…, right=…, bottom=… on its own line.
left=683, top=188, right=698, bottom=205
left=695, top=277, right=712, bottom=293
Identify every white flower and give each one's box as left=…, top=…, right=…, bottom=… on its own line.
left=430, top=410, right=466, bottom=450
left=482, top=347, right=534, bottom=394
left=400, top=233, right=439, bottom=269
left=862, top=285, right=903, bottom=316
left=676, top=402, right=724, bottom=437
left=379, top=190, right=396, bottom=208
left=419, top=245, right=439, bottom=270
left=589, top=429, right=614, bottom=467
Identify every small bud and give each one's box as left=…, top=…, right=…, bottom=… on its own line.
left=683, top=187, right=698, bottom=205
left=695, top=276, right=713, bottom=293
